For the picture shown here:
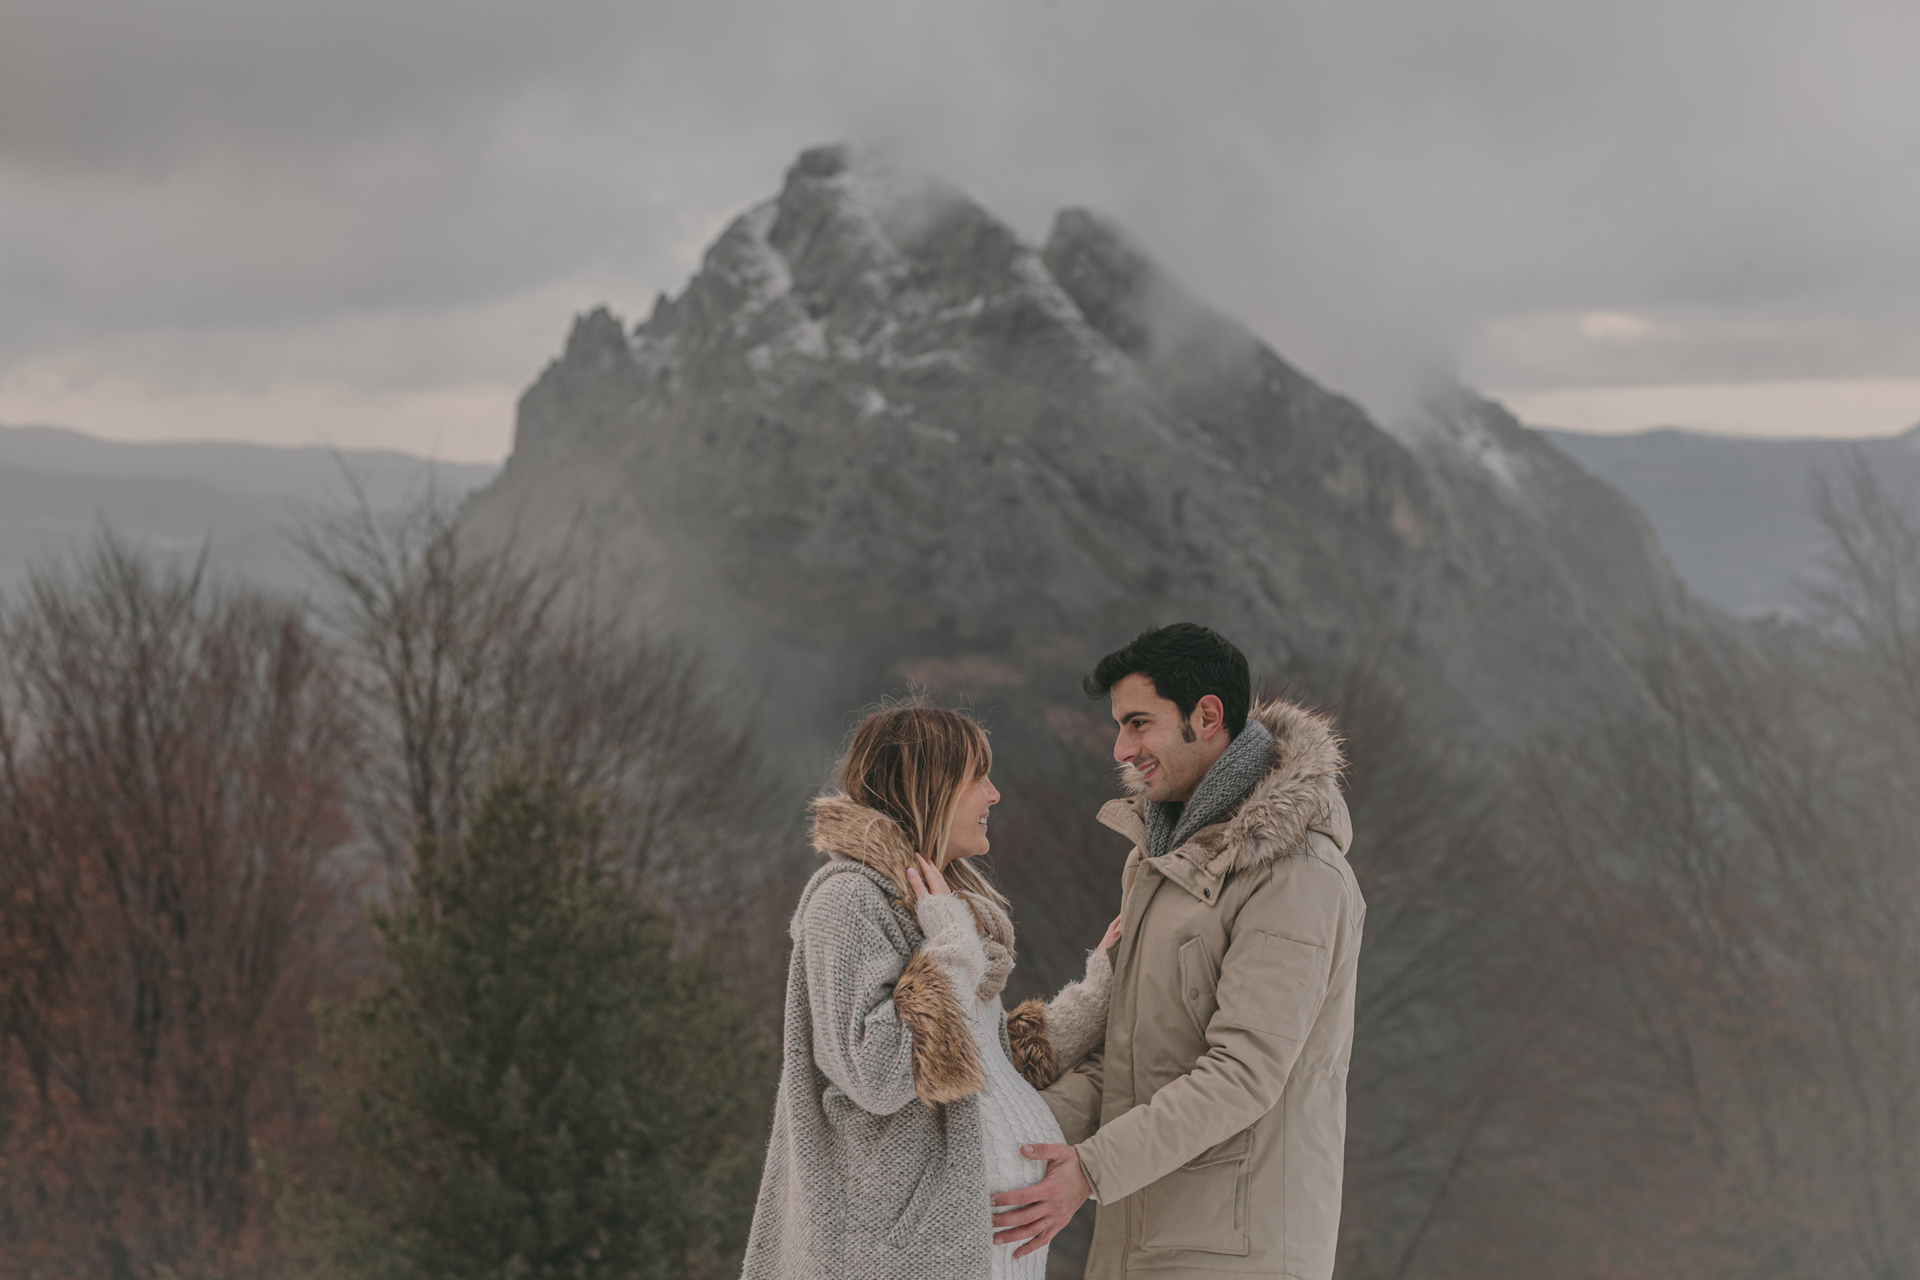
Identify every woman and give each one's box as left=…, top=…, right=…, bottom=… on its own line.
left=741, top=703, right=1117, bottom=1280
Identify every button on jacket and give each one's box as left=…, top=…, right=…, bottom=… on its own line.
left=1043, top=699, right=1364, bottom=1279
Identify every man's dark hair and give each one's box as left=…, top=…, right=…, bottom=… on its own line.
left=1083, top=623, right=1252, bottom=738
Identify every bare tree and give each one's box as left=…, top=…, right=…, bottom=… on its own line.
left=1515, top=599, right=1920, bottom=1279
left=1294, top=665, right=1530, bottom=1280
left=1808, top=454, right=1920, bottom=728
left=294, top=491, right=795, bottom=980
left=0, top=533, right=362, bottom=1279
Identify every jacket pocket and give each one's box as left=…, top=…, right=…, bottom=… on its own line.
left=1140, top=1127, right=1252, bottom=1255
left=829, top=1085, right=946, bottom=1250
left=1177, top=936, right=1220, bottom=1037
left=1230, top=930, right=1329, bottom=1041
left=883, top=1151, right=946, bottom=1249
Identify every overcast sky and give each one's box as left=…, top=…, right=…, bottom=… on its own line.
left=3, top=0, right=1918, bottom=459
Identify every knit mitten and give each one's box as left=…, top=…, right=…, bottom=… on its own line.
left=914, top=893, right=988, bottom=1009
left=1042, top=945, right=1113, bottom=1071
left=1006, top=945, right=1112, bottom=1089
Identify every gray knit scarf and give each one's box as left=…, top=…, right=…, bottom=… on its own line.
left=1144, top=719, right=1276, bottom=860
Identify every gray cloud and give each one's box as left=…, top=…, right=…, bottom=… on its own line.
left=4, top=0, right=1919, bottom=446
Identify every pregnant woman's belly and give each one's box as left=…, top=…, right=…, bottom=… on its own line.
left=972, top=996, right=1064, bottom=1279
left=971, top=996, right=1067, bottom=1195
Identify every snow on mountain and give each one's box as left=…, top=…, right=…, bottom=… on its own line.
left=474, top=145, right=1702, bottom=756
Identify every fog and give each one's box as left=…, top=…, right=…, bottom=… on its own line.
left=3, top=0, right=1919, bottom=454
left=7, top=17, right=1920, bottom=1267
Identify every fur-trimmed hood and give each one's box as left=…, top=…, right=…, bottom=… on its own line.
left=1113, top=698, right=1348, bottom=874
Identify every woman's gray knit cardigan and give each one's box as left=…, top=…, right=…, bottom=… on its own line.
left=740, top=800, right=1109, bottom=1280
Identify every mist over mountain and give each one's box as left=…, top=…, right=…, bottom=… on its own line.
left=1541, top=424, right=1920, bottom=617
left=469, top=145, right=1699, bottom=769
left=0, top=423, right=497, bottom=593
left=15, top=145, right=1912, bottom=1280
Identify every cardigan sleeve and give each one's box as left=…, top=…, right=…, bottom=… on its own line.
left=800, top=875, right=985, bottom=1113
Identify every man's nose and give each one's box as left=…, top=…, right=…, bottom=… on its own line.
left=1114, top=736, right=1135, bottom=764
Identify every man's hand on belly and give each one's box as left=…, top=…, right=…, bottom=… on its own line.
left=990, top=1144, right=1091, bottom=1259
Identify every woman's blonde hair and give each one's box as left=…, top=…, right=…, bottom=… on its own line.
left=837, top=700, right=1010, bottom=911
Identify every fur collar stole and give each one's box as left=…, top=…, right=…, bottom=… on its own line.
left=809, top=794, right=1015, bottom=1002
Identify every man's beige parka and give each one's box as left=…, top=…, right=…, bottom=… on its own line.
left=1043, top=699, right=1364, bottom=1279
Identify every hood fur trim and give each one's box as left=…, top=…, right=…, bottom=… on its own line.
left=1119, top=698, right=1345, bottom=873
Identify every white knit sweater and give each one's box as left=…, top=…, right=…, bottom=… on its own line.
left=918, top=892, right=1106, bottom=1280
left=969, top=991, right=1065, bottom=1280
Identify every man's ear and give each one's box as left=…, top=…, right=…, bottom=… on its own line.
left=1194, top=694, right=1226, bottom=741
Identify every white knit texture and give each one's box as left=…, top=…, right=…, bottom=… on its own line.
left=915, top=893, right=989, bottom=999
left=1044, top=947, right=1112, bottom=1071
left=972, top=993, right=1066, bottom=1280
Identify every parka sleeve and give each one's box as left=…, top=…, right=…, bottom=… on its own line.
left=800, top=876, right=986, bottom=1115
left=1073, top=851, right=1352, bottom=1204
left=1042, top=1047, right=1105, bottom=1145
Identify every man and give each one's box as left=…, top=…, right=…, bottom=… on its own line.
left=992, top=623, right=1364, bottom=1279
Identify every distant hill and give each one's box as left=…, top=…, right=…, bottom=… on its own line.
left=0, top=424, right=498, bottom=594
left=1540, top=425, right=1920, bottom=617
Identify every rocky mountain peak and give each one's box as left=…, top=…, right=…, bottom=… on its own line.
left=482, top=145, right=1701, bottom=753
left=1041, top=207, right=1245, bottom=371
left=1040, top=208, right=1160, bottom=358
left=565, top=305, right=630, bottom=365
left=602, top=147, right=1129, bottom=432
